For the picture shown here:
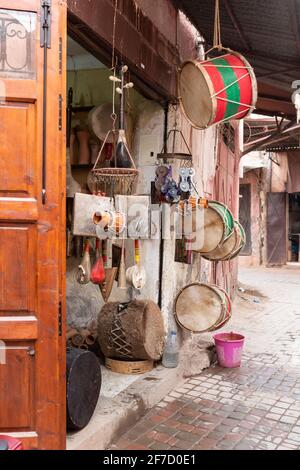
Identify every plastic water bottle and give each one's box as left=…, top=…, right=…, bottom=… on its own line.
left=162, top=330, right=179, bottom=368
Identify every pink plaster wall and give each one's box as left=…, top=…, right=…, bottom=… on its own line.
left=239, top=170, right=262, bottom=268
left=213, top=129, right=241, bottom=296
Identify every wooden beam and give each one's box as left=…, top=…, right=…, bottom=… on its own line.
left=67, top=25, right=167, bottom=103
left=257, top=66, right=300, bottom=79
left=223, top=0, right=252, bottom=51
left=67, top=0, right=178, bottom=101
left=289, top=0, right=300, bottom=59
left=243, top=121, right=300, bottom=155
left=237, top=49, right=300, bottom=68
left=256, top=94, right=296, bottom=117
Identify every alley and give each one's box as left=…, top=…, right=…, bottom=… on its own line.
left=111, top=265, right=300, bottom=451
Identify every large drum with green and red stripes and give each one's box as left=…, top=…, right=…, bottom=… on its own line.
left=179, top=51, right=257, bottom=129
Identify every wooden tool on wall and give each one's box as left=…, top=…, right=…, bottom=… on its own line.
left=126, top=239, right=146, bottom=290
left=118, top=236, right=127, bottom=289
left=76, top=239, right=92, bottom=285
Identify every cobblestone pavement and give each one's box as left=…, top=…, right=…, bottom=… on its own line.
left=111, top=266, right=300, bottom=450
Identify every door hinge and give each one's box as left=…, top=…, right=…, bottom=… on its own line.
left=58, top=94, right=63, bottom=131
left=58, top=301, right=63, bottom=337
left=41, top=0, right=52, bottom=49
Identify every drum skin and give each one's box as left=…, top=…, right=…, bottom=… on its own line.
left=175, top=283, right=224, bottom=333
left=202, top=221, right=239, bottom=261
left=175, top=283, right=232, bottom=333
left=193, top=201, right=234, bottom=254
left=203, top=225, right=238, bottom=261
left=179, top=51, right=257, bottom=129
left=202, top=220, right=246, bottom=261
left=66, top=348, right=101, bottom=431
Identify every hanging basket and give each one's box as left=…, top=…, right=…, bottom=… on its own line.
left=157, top=128, right=193, bottom=167
left=89, top=129, right=139, bottom=196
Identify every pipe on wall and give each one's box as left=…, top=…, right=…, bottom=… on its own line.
left=158, top=101, right=169, bottom=308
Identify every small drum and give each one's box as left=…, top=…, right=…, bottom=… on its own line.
left=67, top=348, right=101, bottom=431
left=194, top=201, right=234, bottom=253
left=179, top=51, right=257, bottom=129
left=202, top=220, right=243, bottom=261
left=174, top=283, right=232, bottom=333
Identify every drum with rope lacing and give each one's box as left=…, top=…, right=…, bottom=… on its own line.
left=192, top=201, right=234, bottom=254
left=201, top=220, right=246, bottom=261
left=174, top=283, right=232, bottom=333
left=179, top=50, right=257, bottom=129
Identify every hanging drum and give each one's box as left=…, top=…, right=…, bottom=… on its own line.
left=227, top=221, right=246, bottom=260
left=98, top=300, right=165, bottom=361
left=174, top=283, right=232, bottom=333
left=179, top=50, right=257, bottom=129
left=193, top=201, right=234, bottom=254
left=66, top=348, right=102, bottom=431
left=202, top=220, right=245, bottom=261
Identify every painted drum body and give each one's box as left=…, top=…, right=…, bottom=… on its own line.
left=227, top=220, right=246, bottom=260
left=179, top=51, right=257, bottom=129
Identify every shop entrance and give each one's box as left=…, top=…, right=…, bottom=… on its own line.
left=65, top=35, right=166, bottom=444
left=288, top=193, right=300, bottom=262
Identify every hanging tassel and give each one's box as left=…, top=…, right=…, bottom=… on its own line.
left=76, top=239, right=91, bottom=285
left=91, top=239, right=106, bottom=285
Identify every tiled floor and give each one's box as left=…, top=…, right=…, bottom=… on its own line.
left=111, top=265, right=300, bottom=450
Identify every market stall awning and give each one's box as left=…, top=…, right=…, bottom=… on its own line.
left=174, top=0, right=299, bottom=118
left=244, top=117, right=300, bottom=154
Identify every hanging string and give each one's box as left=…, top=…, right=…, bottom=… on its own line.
left=213, top=0, right=222, bottom=50
left=111, top=66, right=118, bottom=132
left=206, top=0, right=224, bottom=55
left=111, top=0, right=118, bottom=70
left=110, top=0, right=119, bottom=134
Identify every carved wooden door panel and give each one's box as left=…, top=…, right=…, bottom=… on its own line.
left=0, top=0, right=66, bottom=449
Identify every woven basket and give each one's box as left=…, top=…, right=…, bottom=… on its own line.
left=105, top=357, right=154, bottom=375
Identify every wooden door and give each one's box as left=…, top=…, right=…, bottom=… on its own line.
left=0, top=1, right=66, bottom=449
left=266, top=192, right=287, bottom=266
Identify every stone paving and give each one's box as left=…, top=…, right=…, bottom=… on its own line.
left=111, top=265, right=300, bottom=450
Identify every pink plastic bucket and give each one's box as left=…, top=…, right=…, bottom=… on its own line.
left=214, top=332, right=245, bottom=368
